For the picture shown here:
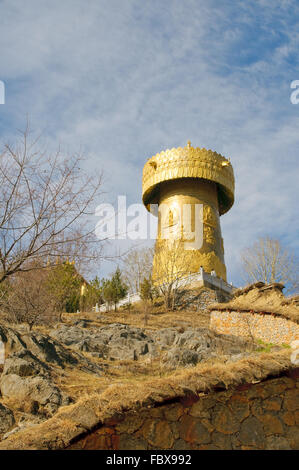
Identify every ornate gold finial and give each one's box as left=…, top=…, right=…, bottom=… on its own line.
left=187, top=140, right=191, bottom=149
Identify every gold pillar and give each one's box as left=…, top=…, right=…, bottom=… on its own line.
left=142, top=142, right=235, bottom=282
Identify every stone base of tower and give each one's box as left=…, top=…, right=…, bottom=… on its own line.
left=176, top=267, right=235, bottom=300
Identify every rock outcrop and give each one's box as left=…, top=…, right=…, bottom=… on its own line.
left=50, top=323, right=156, bottom=361
left=0, top=322, right=105, bottom=424
left=152, top=327, right=258, bottom=367
left=50, top=323, right=257, bottom=367
left=0, top=323, right=103, bottom=374
left=0, top=350, right=70, bottom=416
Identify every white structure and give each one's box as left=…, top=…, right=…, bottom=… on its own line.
left=175, top=269, right=234, bottom=294
left=99, top=292, right=141, bottom=313
left=97, top=267, right=234, bottom=313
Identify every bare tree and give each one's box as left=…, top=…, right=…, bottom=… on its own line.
left=139, top=276, right=157, bottom=326
left=241, top=236, right=299, bottom=293
left=122, top=246, right=154, bottom=293
left=0, top=266, right=58, bottom=330
left=0, top=126, right=104, bottom=283
left=153, top=239, right=194, bottom=310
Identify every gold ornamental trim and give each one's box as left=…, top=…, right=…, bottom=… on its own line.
left=142, top=142, right=234, bottom=215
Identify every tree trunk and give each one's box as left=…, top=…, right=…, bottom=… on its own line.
left=171, top=292, right=175, bottom=311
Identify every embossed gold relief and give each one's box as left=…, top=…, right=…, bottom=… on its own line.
left=168, top=209, right=174, bottom=227
left=142, top=142, right=234, bottom=283
left=204, top=225, right=216, bottom=246
left=203, top=205, right=217, bottom=228
left=165, top=206, right=180, bottom=228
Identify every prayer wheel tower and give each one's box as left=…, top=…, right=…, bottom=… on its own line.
left=142, top=142, right=235, bottom=282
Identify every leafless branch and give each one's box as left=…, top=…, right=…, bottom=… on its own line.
left=0, top=127, right=105, bottom=282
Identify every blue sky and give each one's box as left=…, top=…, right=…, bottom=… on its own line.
left=0, top=0, right=298, bottom=285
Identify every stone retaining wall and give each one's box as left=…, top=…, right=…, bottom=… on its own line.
left=68, top=373, right=299, bottom=450
left=210, top=310, right=299, bottom=345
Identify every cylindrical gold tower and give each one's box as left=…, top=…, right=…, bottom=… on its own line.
left=142, top=142, right=234, bottom=281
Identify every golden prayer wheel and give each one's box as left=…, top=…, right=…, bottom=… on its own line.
left=142, top=141, right=234, bottom=281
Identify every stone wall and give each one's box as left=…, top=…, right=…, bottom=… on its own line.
left=175, top=286, right=231, bottom=312
left=210, top=310, right=299, bottom=345
left=68, top=373, right=299, bottom=450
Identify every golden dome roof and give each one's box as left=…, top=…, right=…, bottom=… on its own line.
left=142, top=141, right=234, bottom=215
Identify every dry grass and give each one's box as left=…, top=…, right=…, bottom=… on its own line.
left=53, top=361, right=161, bottom=402
left=64, top=305, right=211, bottom=331
left=53, top=348, right=208, bottom=402
left=0, top=349, right=294, bottom=450
left=54, top=368, right=111, bottom=401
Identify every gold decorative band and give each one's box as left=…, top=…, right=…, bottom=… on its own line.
left=142, top=143, right=234, bottom=215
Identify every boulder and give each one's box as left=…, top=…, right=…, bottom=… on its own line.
left=0, top=374, right=70, bottom=416
left=151, top=328, right=178, bottom=348
left=0, top=350, right=70, bottom=417
left=159, top=328, right=257, bottom=368
left=22, top=333, right=78, bottom=367
left=0, top=323, right=103, bottom=375
left=164, top=348, right=202, bottom=367
left=2, top=349, right=50, bottom=378
left=50, top=323, right=157, bottom=361
left=2, top=413, right=46, bottom=440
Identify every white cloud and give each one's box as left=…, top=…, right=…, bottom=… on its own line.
left=0, top=0, right=298, bottom=283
